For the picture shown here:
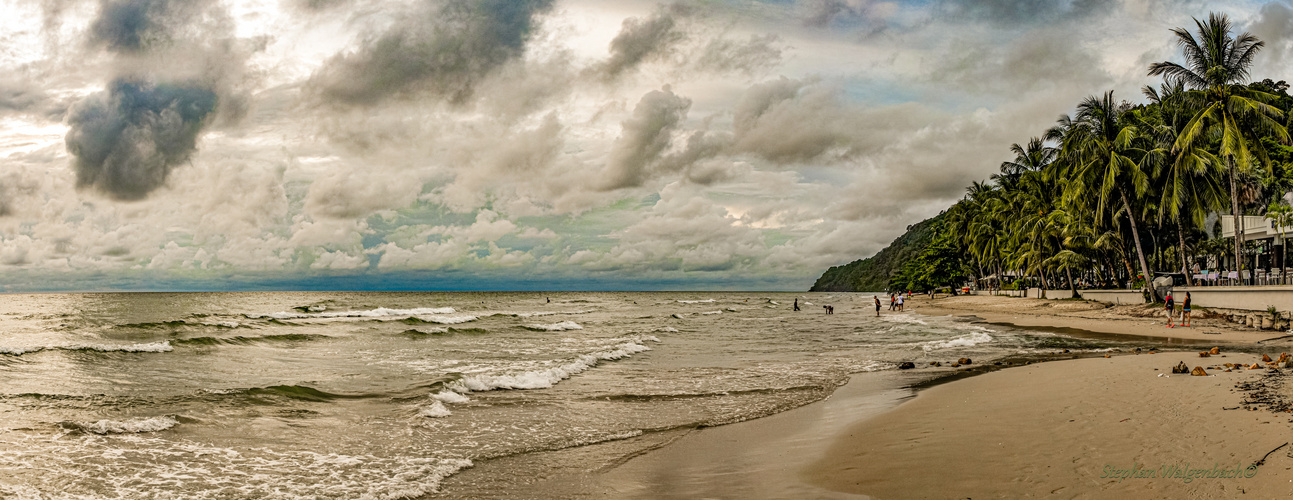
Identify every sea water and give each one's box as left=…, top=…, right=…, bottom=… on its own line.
left=0, top=291, right=1132, bottom=498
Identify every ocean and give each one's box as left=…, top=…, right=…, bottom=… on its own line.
left=0, top=291, right=1133, bottom=498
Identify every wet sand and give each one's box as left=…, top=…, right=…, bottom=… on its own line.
left=534, top=294, right=1293, bottom=499
left=911, top=294, right=1287, bottom=342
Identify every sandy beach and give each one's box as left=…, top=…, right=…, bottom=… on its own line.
left=524, top=294, right=1293, bottom=499
left=912, top=294, right=1289, bottom=343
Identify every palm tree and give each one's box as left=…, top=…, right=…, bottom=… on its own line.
left=1060, top=91, right=1159, bottom=299
left=1148, top=12, right=1290, bottom=284
left=1142, top=80, right=1227, bottom=286
left=993, top=137, right=1056, bottom=190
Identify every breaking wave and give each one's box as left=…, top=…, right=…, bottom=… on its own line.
left=61, top=416, right=178, bottom=435
left=419, top=401, right=452, bottom=418
left=521, top=321, right=583, bottom=332
left=446, top=340, right=655, bottom=393
left=1, top=341, right=174, bottom=356
left=175, top=334, right=328, bottom=346
left=921, top=331, right=994, bottom=351
left=250, top=307, right=458, bottom=320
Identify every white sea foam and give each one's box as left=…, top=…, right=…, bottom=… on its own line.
left=411, top=315, right=478, bottom=324
left=66, top=341, right=174, bottom=353
left=654, top=327, right=679, bottom=333
left=525, top=321, right=583, bottom=331
left=0, top=345, right=45, bottom=355
left=922, top=331, right=993, bottom=351
left=418, top=401, right=452, bottom=418
left=408, top=326, right=450, bottom=334
left=724, top=308, right=737, bottom=312
left=432, top=390, right=470, bottom=404
left=4, top=340, right=176, bottom=356
left=2, top=436, right=474, bottom=499
left=74, top=416, right=179, bottom=434
left=253, top=307, right=458, bottom=320
left=880, top=314, right=928, bottom=325
left=677, top=299, right=716, bottom=304
left=700, top=311, right=722, bottom=315
left=449, top=342, right=651, bottom=392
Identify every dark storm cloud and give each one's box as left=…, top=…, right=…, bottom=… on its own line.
left=927, top=29, right=1110, bottom=95
left=933, top=0, right=1115, bottom=25
left=1249, top=1, right=1293, bottom=73
left=64, top=78, right=218, bottom=200
left=599, top=86, right=692, bottom=190
left=731, top=77, right=855, bottom=164
left=87, top=0, right=216, bottom=54
left=309, top=0, right=555, bottom=106
left=593, top=4, right=691, bottom=80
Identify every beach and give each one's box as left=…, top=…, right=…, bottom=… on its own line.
left=540, top=294, right=1293, bottom=499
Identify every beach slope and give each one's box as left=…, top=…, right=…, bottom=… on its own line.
left=805, top=353, right=1293, bottom=498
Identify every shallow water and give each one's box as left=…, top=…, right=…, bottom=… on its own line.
left=0, top=292, right=1142, bottom=498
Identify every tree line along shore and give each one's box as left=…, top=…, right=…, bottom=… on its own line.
left=814, top=13, right=1293, bottom=300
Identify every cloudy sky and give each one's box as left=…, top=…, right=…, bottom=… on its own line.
left=0, top=0, right=1289, bottom=291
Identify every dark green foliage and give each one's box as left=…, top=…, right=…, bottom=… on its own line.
left=888, top=229, right=970, bottom=292
left=809, top=214, right=943, bottom=292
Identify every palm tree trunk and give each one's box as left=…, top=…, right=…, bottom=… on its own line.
left=1066, top=266, right=1078, bottom=298
left=1177, top=217, right=1192, bottom=287
left=1229, top=155, right=1245, bottom=286
left=1120, top=189, right=1157, bottom=301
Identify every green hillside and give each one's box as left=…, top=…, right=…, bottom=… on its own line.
left=809, top=214, right=943, bottom=292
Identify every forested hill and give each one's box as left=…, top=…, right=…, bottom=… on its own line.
left=809, top=214, right=943, bottom=292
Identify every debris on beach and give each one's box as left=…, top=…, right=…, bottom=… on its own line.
left=1263, top=354, right=1272, bottom=363
left=1199, top=351, right=1211, bottom=358
left=1191, top=366, right=1208, bottom=376
left=1210, top=347, right=1221, bottom=355
left=1172, top=361, right=1189, bottom=374
left=898, top=362, right=915, bottom=369
left=957, top=357, right=972, bottom=365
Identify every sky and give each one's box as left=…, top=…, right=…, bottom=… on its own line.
left=0, top=0, right=1290, bottom=291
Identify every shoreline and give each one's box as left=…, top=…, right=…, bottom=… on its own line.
left=495, top=294, right=1293, bottom=498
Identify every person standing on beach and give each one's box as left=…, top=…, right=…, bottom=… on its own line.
left=874, top=296, right=881, bottom=316
left=889, top=294, right=896, bottom=311
left=1164, top=292, right=1175, bottom=328
left=1182, top=292, right=1191, bottom=327
left=897, top=294, right=905, bottom=311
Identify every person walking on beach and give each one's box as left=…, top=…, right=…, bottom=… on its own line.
left=889, top=294, right=896, bottom=311
left=1182, top=292, right=1192, bottom=327
left=1164, top=292, right=1175, bottom=328
left=793, top=298, right=800, bottom=312
left=874, top=296, right=881, bottom=316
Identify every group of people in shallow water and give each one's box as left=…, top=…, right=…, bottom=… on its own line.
left=793, top=292, right=912, bottom=317
left=792, top=298, right=835, bottom=314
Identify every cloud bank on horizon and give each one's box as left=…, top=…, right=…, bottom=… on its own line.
left=0, top=0, right=1287, bottom=290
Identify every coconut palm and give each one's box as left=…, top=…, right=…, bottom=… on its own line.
left=1060, top=91, right=1160, bottom=299
left=993, top=137, right=1056, bottom=190
left=1142, top=80, right=1228, bottom=285
left=1148, top=12, right=1290, bottom=284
